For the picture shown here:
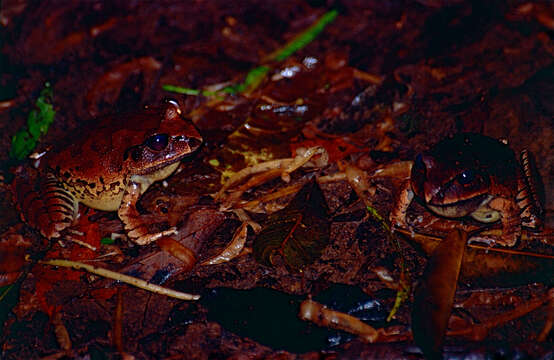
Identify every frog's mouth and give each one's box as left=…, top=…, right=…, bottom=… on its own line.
left=138, top=150, right=198, bottom=175
left=426, top=194, right=489, bottom=218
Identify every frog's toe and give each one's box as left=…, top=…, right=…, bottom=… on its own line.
left=389, top=214, right=408, bottom=231
left=499, top=231, right=519, bottom=247
left=468, top=235, right=497, bottom=246
left=469, top=230, right=519, bottom=247
left=130, top=227, right=177, bottom=245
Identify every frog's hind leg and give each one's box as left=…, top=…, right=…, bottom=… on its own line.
left=14, top=171, right=78, bottom=239
left=517, top=150, right=544, bottom=230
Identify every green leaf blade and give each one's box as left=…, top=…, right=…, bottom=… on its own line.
left=163, top=10, right=338, bottom=98
left=270, top=10, right=338, bottom=62
left=9, top=83, right=55, bottom=160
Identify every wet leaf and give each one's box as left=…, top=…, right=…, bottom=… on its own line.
left=9, top=83, right=55, bottom=160
left=253, top=178, right=330, bottom=270
left=412, top=229, right=467, bottom=360
left=0, top=234, right=31, bottom=279
left=157, top=237, right=197, bottom=272
left=397, top=228, right=554, bottom=286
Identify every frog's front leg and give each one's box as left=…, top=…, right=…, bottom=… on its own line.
left=118, top=181, right=176, bottom=245
left=486, top=197, right=521, bottom=247
left=389, top=180, right=414, bottom=229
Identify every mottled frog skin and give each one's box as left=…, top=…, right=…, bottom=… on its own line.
left=15, top=101, right=202, bottom=245
left=390, top=133, right=543, bottom=246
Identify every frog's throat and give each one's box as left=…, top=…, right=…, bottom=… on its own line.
left=130, top=161, right=181, bottom=191
left=426, top=194, right=491, bottom=219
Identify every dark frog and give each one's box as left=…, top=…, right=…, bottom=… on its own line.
left=390, top=133, right=543, bottom=246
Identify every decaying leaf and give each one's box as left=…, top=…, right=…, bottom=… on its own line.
left=157, top=237, right=197, bottom=272
left=299, top=299, right=379, bottom=342
left=0, top=233, right=31, bottom=286
left=201, top=221, right=249, bottom=265
left=253, top=177, right=330, bottom=270
left=412, top=229, right=467, bottom=360
left=397, top=228, right=554, bottom=286
left=52, top=311, right=72, bottom=351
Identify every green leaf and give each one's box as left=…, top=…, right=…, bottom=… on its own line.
left=268, top=10, right=338, bottom=62
left=253, top=178, right=330, bottom=270
left=9, top=83, right=55, bottom=160
left=10, top=130, right=36, bottom=160
left=100, top=237, right=115, bottom=245
left=240, top=66, right=270, bottom=93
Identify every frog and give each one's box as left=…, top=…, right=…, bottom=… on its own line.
left=13, top=100, right=203, bottom=245
left=390, top=133, right=543, bottom=247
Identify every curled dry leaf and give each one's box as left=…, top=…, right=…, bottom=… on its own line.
left=253, top=178, right=330, bottom=270
left=447, top=290, right=551, bottom=341
left=298, top=297, right=410, bottom=344
left=201, top=221, right=249, bottom=265
left=52, top=312, right=72, bottom=351
left=412, top=229, right=467, bottom=360
left=157, top=237, right=197, bottom=273
left=299, top=299, right=379, bottom=342
left=215, top=146, right=328, bottom=211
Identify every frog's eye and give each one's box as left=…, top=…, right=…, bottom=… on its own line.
left=414, top=154, right=425, bottom=171
left=146, top=134, right=169, bottom=151
left=457, top=169, right=475, bottom=185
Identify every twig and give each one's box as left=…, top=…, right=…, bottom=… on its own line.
left=37, top=258, right=200, bottom=300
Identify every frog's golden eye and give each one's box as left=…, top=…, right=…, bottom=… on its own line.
left=457, top=169, right=475, bottom=185
left=146, top=134, right=169, bottom=151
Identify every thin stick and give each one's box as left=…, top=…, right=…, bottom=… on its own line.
left=38, top=258, right=200, bottom=301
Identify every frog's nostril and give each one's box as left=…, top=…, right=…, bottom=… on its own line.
left=131, top=148, right=141, bottom=161
left=187, top=137, right=202, bottom=150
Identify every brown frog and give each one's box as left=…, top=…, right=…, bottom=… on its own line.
left=390, top=133, right=543, bottom=246
left=14, top=101, right=202, bottom=245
